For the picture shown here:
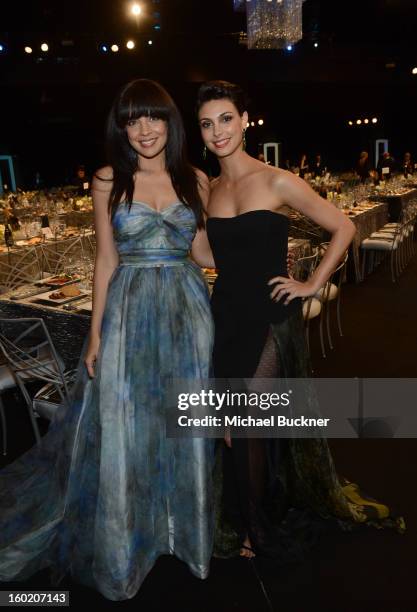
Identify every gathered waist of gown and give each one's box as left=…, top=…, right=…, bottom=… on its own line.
left=118, top=249, right=190, bottom=267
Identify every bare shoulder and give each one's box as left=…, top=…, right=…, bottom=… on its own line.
left=274, top=167, right=302, bottom=186
left=209, top=175, right=221, bottom=191
left=244, top=162, right=282, bottom=186
left=270, top=167, right=310, bottom=197
left=194, top=167, right=210, bottom=191
left=194, top=166, right=208, bottom=182
left=265, top=166, right=290, bottom=185
left=92, top=166, right=114, bottom=193
left=94, top=165, right=113, bottom=180
left=270, top=167, right=327, bottom=214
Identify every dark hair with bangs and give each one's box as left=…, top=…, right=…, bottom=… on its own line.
left=104, top=79, right=204, bottom=226
left=196, top=80, right=247, bottom=116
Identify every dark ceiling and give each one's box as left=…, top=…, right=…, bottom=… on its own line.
left=1, top=1, right=417, bottom=184
left=2, top=0, right=417, bottom=42
left=2, top=0, right=417, bottom=83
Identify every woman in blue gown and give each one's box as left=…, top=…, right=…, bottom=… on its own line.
left=0, top=79, right=217, bottom=600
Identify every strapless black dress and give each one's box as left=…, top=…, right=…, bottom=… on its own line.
left=208, top=210, right=302, bottom=379
left=207, top=210, right=401, bottom=560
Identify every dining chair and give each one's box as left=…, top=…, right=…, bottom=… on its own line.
left=292, top=249, right=323, bottom=356
left=36, top=236, right=88, bottom=277
left=315, top=245, right=349, bottom=353
left=0, top=361, right=20, bottom=455
left=0, top=318, right=75, bottom=455
left=0, top=247, right=42, bottom=294
left=360, top=219, right=403, bottom=282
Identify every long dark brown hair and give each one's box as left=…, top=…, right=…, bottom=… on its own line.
left=104, top=79, right=204, bottom=227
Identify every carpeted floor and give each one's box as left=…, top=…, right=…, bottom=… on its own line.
left=1, top=248, right=416, bottom=611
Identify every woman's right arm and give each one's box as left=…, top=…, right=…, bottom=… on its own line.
left=84, top=166, right=119, bottom=377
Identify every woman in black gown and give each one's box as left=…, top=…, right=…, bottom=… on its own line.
left=197, top=81, right=401, bottom=560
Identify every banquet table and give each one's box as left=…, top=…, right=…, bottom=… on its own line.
left=0, top=232, right=95, bottom=290
left=289, top=203, right=390, bottom=282
left=370, top=188, right=417, bottom=221
left=0, top=236, right=310, bottom=367
left=346, top=202, right=389, bottom=282
left=0, top=299, right=90, bottom=369
left=62, top=210, right=94, bottom=227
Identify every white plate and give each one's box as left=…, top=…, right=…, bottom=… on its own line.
left=29, top=289, right=87, bottom=306
left=76, top=301, right=93, bottom=313
left=35, top=275, right=81, bottom=288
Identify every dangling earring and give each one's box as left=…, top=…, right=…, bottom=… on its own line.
left=242, top=129, right=247, bottom=151
left=203, top=145, right=207, bottom=160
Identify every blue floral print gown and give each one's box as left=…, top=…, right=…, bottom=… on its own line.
left=0, top=201, right=215, bottom=601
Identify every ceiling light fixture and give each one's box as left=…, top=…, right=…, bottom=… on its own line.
left=234, top=0, right=306, bottom=50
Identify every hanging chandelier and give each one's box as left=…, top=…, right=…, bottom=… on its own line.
left=234, top=0, right=306, bottom=50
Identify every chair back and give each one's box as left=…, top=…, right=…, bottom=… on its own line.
left=37, top=236, right=87, bottom=276
left=292, top=248, right=319, bottom=282
left=316, top=243, right=349, bottom=300
left=0, top=318, right=70, bottom=402
left=292, top=249, right=320, bottom=322
left=0, top=247, right=41, bottom=293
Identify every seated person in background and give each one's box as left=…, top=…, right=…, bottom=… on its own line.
left=73, top=165, right=90, bottom=195
left=402, top=152, right=413, bottom=177
left=356, top=151, right=371, bottom=183
left=377, top=151, right=395, bottom=181
left=299, top=153, right=309, bottom=179
left=313, top=154, right=326, bottom=178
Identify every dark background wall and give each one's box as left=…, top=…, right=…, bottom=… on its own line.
left=1, top=0, right=416, bottom=186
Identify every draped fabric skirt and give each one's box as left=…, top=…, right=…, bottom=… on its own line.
left=0, top=256, right=215, bottom=601
left=211, top=304, right=403, bottom=560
